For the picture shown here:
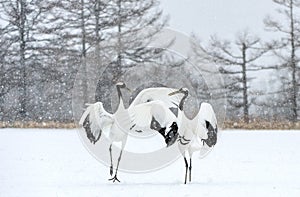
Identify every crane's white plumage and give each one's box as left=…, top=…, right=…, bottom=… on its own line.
left=79, top=83, right=218, bottom=183
left=128, top=100, right=177, bottom=132
left=128, top=99, right=179, bottom=146
left=128, top=87, right=184, bottom=146
left=79, top=83, right=181, bottom=182
left=187, top=102, right=218, bottom=155
left=79, top=82, right=133, bottom=183
left=130, top=87, right=184, bottom=112
left=79, top=85, right=218, bottom=184
left=169, top=88, right=218, bottom=184
left=79, top=102, right=113, bottom=144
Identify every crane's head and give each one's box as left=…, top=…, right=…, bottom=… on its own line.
left=168, top=88, right=189, bottom=111
left=116, top=82, right=131, bottom=91
left=116, top=82, right=126, bottom=88
left=168, top=87, right=189, bottom=96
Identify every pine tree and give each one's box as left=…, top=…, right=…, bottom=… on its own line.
left=0, top=0, right=64, bottom=121
left=95, top=0, right=169, bottom=110
left=264, top=0, right=300, bottom=121
left=194, top=31, right=270, bottom=122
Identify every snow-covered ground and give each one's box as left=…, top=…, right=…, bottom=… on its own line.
left=1, top=129, right=300, bottom=197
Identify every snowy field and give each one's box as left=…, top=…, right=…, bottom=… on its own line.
left=1, top=129, right=300, bottom=197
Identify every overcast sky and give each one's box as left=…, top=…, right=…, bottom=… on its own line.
left=160, top=0, right=279, bottom=40
left=160, top=0, right=285, bottom=93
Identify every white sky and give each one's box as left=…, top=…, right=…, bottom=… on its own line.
left=160, top=0, right=285, bottom=96
left=0, top=0, right=280, bottom=41
left=160, top=0, right=279, bottom=40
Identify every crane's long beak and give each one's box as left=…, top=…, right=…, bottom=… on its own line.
left=168, top=90, right=181, bottom=96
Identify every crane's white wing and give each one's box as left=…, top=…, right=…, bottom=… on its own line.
left=150, top=100, right=178, bottom=128
left=79, top=102, right=113, bottom=144
left=128, top=100, right=178, bottom=132
left=196, top=102, right=218, bottom=129
left=128, top=103, right=153, bottom=129
left=130, top=87, right=183, bottom=111
left=193, top=102, right=218, bottom=157
left=194, top=102, right=217, bottom=135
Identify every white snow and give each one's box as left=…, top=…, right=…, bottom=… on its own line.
left=1, top=129, right=300, bottom=197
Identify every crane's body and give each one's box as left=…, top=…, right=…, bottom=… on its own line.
left=79, top=84, right=218, bottom=184
left=79, top=84, right=182, bottom=182
left=169, top=88, right=218, bottom=184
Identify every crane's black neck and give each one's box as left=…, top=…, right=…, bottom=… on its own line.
left=116, top=85, right=123, bottom=100
left=179, top=91, right=188, bottom=111
left=116, top=84, right=125, bottom=109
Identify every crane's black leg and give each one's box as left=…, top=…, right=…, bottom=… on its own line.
left=114, top=149, right=122, bottom=181
left=189, top=158, right=192, bottom=182
left=184, top=156, right=188, bottom=184
left=109, top=149, right=123, bottom=183
left=109, top=144, right=113, bottom=176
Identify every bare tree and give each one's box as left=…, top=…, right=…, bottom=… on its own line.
left=109, top=0, right=168, bottom=74
left=264, top=0, right=300, bottom=121
left=0, top=0, right=181, bottom=123
left=0, top=0, right=66, bottom=121
left=51, top=0, right=116, bottom=104
left=95, top=0, right=171, bottom=110
left=194, top=31, right=270, bottom=122
left=1, top=0, right=43, bottom=119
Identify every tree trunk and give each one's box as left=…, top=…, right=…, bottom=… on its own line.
left=289, top=1, right=298, bottom=122
left=95, top=0, right=101, bottom=56
left=81, top=0, right=88, bottom=104
left=114, top=0, right=122, bottom=83
left=242, top=43, right=249, bottom=123
left=19, top=0, right=27, bottom=119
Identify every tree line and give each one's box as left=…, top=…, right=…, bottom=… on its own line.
left=192, top=0, right=300, bottom=122
left=0, top=0, right=170, bottom=122
left=0, top=0, right=299, bottom=124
